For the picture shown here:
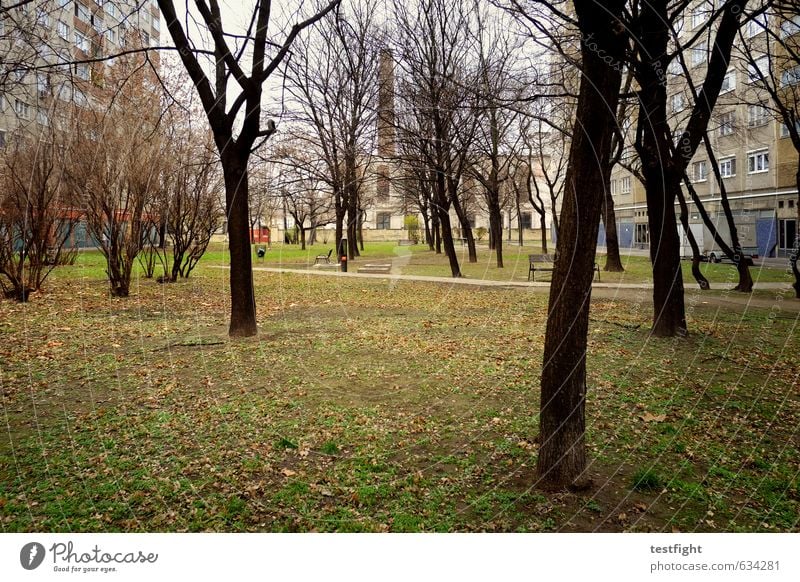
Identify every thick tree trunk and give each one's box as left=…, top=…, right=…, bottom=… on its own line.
left=794, top=169, right=800, bottom=298
left=646, top=175, right=687, bottom=337
left=438, top=206, right=461, bottom=277
left=451, top=186, right=477, bottom=263
left=488, top=197, right=504, bottom=268
left=222, top=152, right=258, bottom=338
left=334, top=191, right=345, bottom=257
left=602, top=182, right=624, bottom=272
left=635, top=1, right=687, bottom=338
left=537, top=0, right=625, bottom=490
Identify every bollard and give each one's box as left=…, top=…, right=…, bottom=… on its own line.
left=338, top=238, right=348, bottom=273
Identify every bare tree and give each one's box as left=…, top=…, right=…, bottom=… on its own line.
left=68, top=57, right=167, bottom=297
left=393, top=0, right=481, bottom=277
left=631, top=0, right=751, bottom=336
left=469, top=6, right=524, bottom=268
left=156, top=0, right=340, bottom=336
left=166, top=133, right=221, bottom=281
left=0, top=126, right=74, bottom=301
left=285, top=0, right=379, bottom=260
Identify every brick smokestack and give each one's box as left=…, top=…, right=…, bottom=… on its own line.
left=377, top=48, right=396, bottom=158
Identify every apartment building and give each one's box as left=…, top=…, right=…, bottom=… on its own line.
left=609, top=1, right=800, bottom=258
left=0, top=1, right=162, bottom=248
left=0, top=0, right=161, bottom=146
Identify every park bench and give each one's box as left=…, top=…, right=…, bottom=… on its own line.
left=398, top=239, right=417, bottom=246
left=314, top=249, right=333, bottom=265
left=528, top=253, right=600, bottom=282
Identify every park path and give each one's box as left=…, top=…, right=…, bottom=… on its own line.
left=220, top=264, right=792, bottom=291
left=212, top=265, right=800, bottom=312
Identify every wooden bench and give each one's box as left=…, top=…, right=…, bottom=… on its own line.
left=397, top=239, right=417, bottom=246
left=314, top=249, right=333, bottom=265
left=528, top=253, right=600, bottom=282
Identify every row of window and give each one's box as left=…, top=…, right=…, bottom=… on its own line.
left=691, top=149, right=769, bottom=182
left=670, top=66, right=800, bottom=115
left=58, top=1, right=160, bottom=28
left=610, top=176, right=632, bottom=195
left=686, top=3, right=799, bottom=39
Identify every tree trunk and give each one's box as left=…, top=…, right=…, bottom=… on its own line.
left=646, top=175, right=687, bottom=337
left=539, top=213, right=548, bottom=254
left=537, top=0, right=625, bottom=490
left=602, top=182, right=624, bottom=272
left=676, top=187, right=710, bottom=290
left=451, top=186, right=477, bottom=263
left=438, top=206, right=461, bottom=277
left=488, top=197, right=504, bottom=268
left=635, top=1, right=687, bottom=338
left=222, top=151, right=258, bottom=337
left=793, top=168, right=800, bottom=298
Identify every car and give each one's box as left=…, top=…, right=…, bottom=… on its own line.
left=707, top=247, right=759, bottom=265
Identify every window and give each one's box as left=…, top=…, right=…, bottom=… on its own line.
left=718, top=111, right=735, bottom=136
left=780, top=120, right=800, bottom=138
left=719, top=157, right=736, bottom=178
left=720, top=71, right=735, bottom=94
left=74, top=31, right=90, bottom=52
left=57, top=20, right=69, bottom=39
left=747, top=150, right=769, bottom=173
left=0, top=130, right=6, bottom=149
left=621, top=176, right=631, bottom=193
left=780, top=14, right=800, bottom=38
left=668, top=59, right=682, bottom=76
left=376, top=212, right=391, bottom=230
left=37, top=10, right=50, bottom=27
left=610, top=179, right=618, bottom=195
left=748, top=56, right=769, bottom=82
left=520, top=212, right=532, bottom=230
left=37, top=109, right=49, bottom=126
left=59, top=0, right=71, bottom=7
left=73, top=89, right=88, bottom=107
left=14, top=99, right=31, bottom=119
left=141, top=30, right=149, bottom=47
left=636, top=223, right=650, bottom=245
left=93, top=15, right=104, bottom=33
left=105, top=2, right=117, bottom=18
left=105, top=27, right=116, bottom=44
left=693, top=160, right=708, bottom=182
left=691, top=42, right=707, bottom=67
left=75, top=2, right=90, bottom=22
left=671, top=93, right=686, bottom=112
left=746, top=12, right=767, bottom=37
left=748, top=104, right=769, bottom=127
left=36, top=73, right=48, bottom=96
left=781, top=65, right=800, bottom=87
left=75, top=63, right=90, bottom=80
left=152, top=14, right=160, bottom=31
left=691, top=8, right=706, bottom=29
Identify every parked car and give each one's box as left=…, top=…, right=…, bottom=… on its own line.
left=708, top=247, right=759, bottom=265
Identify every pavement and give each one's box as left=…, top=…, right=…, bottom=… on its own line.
left=214, top=264, right=794, bottom=292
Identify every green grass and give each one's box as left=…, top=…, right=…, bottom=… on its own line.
left=0, top=243, right=797, bottom=532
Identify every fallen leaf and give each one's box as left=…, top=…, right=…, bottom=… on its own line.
left=281, top=468, right=296, bottom=477
left=641, top=412, right=666, bottom=423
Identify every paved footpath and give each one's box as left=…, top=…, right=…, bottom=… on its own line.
left=215, top=265, right=793, bottom=291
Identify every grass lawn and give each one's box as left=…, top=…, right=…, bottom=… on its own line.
left=0, top=247, right=798, bottom=532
